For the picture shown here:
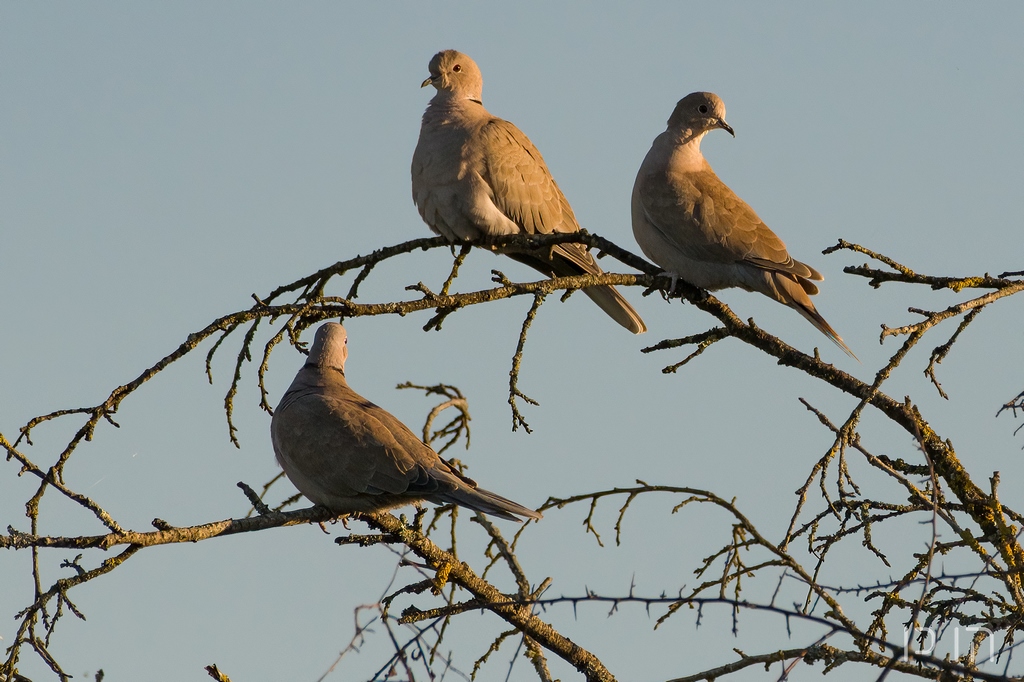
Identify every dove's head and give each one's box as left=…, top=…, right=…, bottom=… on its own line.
left=307, top=322, right=348, bottom=372
left=421, top=50, right=483, bottom=101
left=667, top=92, right=734, bottom=137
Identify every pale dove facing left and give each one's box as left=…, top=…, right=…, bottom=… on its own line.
left=412, top=49, right=647, bottom=335
left=271, top=323, right=541, bottom=522
left=632, top=92, right=855, bottom=359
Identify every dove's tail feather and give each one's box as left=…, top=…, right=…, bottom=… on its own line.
left=579, top=284, right=648, bottom=334
left=509, top=248, right=647, bottom=334
left=437, top=486, right=543, bottom=522
left=792, top=303, right=859, bottom=361
left=772, top=272, right=859, bottom=361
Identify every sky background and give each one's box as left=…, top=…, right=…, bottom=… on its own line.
left=2, top=3, right=1022, bottom=681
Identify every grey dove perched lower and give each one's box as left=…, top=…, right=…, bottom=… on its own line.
left=632, top=92, right=856, bottom=359
left=411, top=50, right=647, bottom=335
left=271, top=323, right=541, bottom=522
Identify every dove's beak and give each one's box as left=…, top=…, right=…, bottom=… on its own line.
left=420, top=76, right=434, bottom=88
left=718, top=119, right=735, bottom=137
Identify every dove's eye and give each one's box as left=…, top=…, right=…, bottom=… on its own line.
left=452, top=64, right=462, bottom=72
left=698, top=104, right=709, bottom=114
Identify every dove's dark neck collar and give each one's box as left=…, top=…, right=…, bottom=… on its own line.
left=653, top=128, right=710, bottom=174
left=305, top=359, right=345, bottom=377
left=665, top=126, right=707, bottom=146
left=430, top=91, right=483, bottom=108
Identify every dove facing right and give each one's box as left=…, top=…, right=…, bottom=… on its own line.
left=271, top=323, right=541, bottom=522
left=631, top=92, right=856, bottom=359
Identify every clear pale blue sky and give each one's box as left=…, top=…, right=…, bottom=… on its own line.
left=2, top=4, right=1022, bottom=681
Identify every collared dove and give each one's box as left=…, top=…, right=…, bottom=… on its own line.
left=271, top=323, right=541, bottom=522
left=412, top=49, right=647, bottom=335
left=632, top=92, right=856, bottom=359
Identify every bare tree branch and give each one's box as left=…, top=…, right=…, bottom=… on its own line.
left=4, top=235, right=1023, bottom=682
